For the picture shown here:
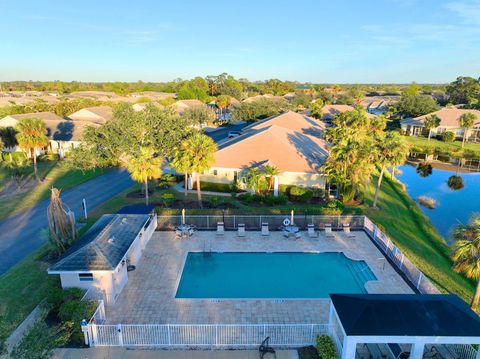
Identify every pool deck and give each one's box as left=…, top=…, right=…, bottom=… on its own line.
left=106, top=230, right=413, bottom=325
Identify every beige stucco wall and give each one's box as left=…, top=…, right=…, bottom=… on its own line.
left=201, top=167, right=326, bottom=189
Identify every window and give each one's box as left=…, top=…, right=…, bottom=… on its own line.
left=213, top=170, right=218, bottom=176
left=78, top=273, right=94, bottom=282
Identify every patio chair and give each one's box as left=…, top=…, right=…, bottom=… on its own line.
left=261, top=222, right=269, bottom=236
left=216, top=222, right=225, bottom=236
left=259, top=336, right=276, bottom=359
left=238, top=223, right=246, bottom=237
left=324, top=223, right=335, bottom=237
left=430, top=345, right=455, bottom=359
left=343, top=223, right=356, bottom=238
left=387, top=343, right=410, bottom=359
left=307, top=224, right=318, bottom=238
left=294, top=231, right=302, bottom=239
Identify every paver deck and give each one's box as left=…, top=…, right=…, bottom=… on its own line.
left=106, top=230, right=413, bottom=325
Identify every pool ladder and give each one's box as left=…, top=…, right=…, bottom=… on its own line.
left=203, top=237, right=212, bottom=256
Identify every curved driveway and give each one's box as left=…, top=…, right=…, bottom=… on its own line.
left=0, top=169, right=134, bottom=275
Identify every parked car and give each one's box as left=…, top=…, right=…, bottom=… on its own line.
left=228, top=131, right=241, bottom=138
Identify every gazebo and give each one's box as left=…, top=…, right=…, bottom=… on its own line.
left=329, top=294, right=480, bottom=359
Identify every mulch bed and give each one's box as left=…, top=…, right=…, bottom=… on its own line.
left=298, top=345, right=319, bottom=359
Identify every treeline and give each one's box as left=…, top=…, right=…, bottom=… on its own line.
left=1, top=73, right=449, bottom=98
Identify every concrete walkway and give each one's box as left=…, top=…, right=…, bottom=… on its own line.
left=0, top=169, right=134, bottom=274
left=172, top=183, right=233, bottom=197
left=54, top=348, right=298, bottom=359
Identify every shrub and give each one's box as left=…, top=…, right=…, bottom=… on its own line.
left=263, top=194, right=288, bottom=206
left=160, top=192, right=175, bottom=206
left=289, top=186, right=314, bottom=202
left=321, top=199, right=344, bottom=215
left=441, top=131, right=455, bottom=143
left=315, top=335, right=338, bottom=359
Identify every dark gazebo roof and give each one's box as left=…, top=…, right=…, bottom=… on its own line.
left=330, top=294, right=480, bottom=337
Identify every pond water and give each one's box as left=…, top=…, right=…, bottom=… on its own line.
left=398, top=163, right=480, bottom=244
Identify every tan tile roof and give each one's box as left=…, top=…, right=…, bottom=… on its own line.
left=412, top=108, right=480, bottom=127
left=243, top=94, right=285, bottom=103
left=1, top=112, right=97, bottom=141
left=131, top=102, right=164, bottom=112
left=243, top=111, right=325, bottom=137
left=214, top=125, right=329, bottom=173
left=68, top=106, right=113, bottom=123
left=321, top=105, right=355, bottom=120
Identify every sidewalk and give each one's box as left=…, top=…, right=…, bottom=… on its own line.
left=172, top=183, right=233, bottom=198
left=54, top=348, right=299, bottom=359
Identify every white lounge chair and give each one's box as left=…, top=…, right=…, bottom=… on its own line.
left=324, top=223, right=334, bottom=237
left=343, top=223, right=355, bottom=238
left=261, top=222, right=269, bottom=236
left=307, top=224, right=318, bottom=238
left=294, top=231, right=302, bottom=240
left=216, top=222, right=225, bottom=236
left=238, top=223, right=246, bottom=237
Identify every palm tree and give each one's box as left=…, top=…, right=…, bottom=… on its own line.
left=416, top=162, right=432, bottom=177
left=0, top=126, right=18, bottom=162
left=423, top=115, right=441, bottom=141
left=170, top=150, right=192, bottom=197
left=216, top=95, right=231, bottom=120
left=246, top=168, right=266, bottom=194
left=459, top=112, right=477, bottom=149
left=178, top=132, right=216, bottom=206
left=451, top=216, right=480, bottom=310
left=47, top=188, right=77, bottom=254
left=124, top=147, right=162, bottom=205
left=15, top=118, right=48, bottom=182
left=372, top=132, right=409, bottom=207
left=263, top=165, right=280, bottom=192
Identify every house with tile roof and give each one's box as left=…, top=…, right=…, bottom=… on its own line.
left=0, top=111, right=98, bottom=157
left=400, top=107, right=480, bottom=141
left=320, top=104, right=376, bottom=122
left=48, top=213, right=157, bottom=304
left=170, top=99, right=206, bottom=115
left=67, top=106, right=113, bottom=124
left=200, top=112, right=329, bottom=193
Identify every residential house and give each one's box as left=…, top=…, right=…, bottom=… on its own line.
left=320, top=104, right=376, bottom=122
left=0, top=111, right=97, bottom=157
left=68, top=106, right=113, bottom=124
left=243, top=94, right=285, bottom=103
left=200, top=111, right=329, bottom=193
left=48, top=213, right=157, bottom=305
left=131, top=102, right=164, bottom=112
left=170, top=99, right=206, bottom=115
left=128, top=92, right=177, bottom=100
left=400, top=108, right=480, bottom=142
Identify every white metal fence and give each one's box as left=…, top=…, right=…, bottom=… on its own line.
left=363, top=217, right=440, bottom=294
left=87, top=323, right=330, bottom=348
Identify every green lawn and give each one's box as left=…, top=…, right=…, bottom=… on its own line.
left=0, top=247, right=57, bottom=352
left=362, top=175, right=474, bottom=303
left=0, top=160, right=110, bottom=220
left=405, top=136, right=480, bottom=158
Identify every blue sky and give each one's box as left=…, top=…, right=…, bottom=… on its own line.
left=0, top=0, right=479, bottom=83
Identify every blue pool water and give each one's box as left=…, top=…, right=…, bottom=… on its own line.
left=175, top=252, right=376, bottom=299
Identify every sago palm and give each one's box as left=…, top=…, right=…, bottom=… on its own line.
left=124, top=147, right=162, bottom=205
left=452, top=216, right=480, bottom=310
left=16, top=118, right=49, bottom=182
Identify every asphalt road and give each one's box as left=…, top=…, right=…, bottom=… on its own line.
left=205, top=123, right=249, bottom=143
left=0, top=169, right=134, bottom=275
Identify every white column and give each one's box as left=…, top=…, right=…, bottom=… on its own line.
left=273, top=176, right=279, bottom=197
left=341, top=337, right=356, bottom=359
left=410, top=342, right=425, bottom=359
left=187, top=174, right=193, bottom=190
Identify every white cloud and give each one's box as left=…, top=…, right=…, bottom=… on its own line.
left=445, top=1, right=480, bottom=24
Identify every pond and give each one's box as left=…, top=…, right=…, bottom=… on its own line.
left=398, top=163, right=480, bottom=244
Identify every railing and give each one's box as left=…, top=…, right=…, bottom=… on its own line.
left=363, top=217, right=440, bottom=294
left=447, top=344, right=479, bottom=359
left=89, top=300, right=106, bottom=325
left=88, top=323, right=330, bottom=348
left=157, top=214, right=365, bottom=231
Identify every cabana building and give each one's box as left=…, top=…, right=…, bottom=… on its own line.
left=48, top=213, right=157, bottom=305
left=329, top=294, right=480, bottom=359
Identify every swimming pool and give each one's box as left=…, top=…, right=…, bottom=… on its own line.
left=175, top=252, right=376, bottom=299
